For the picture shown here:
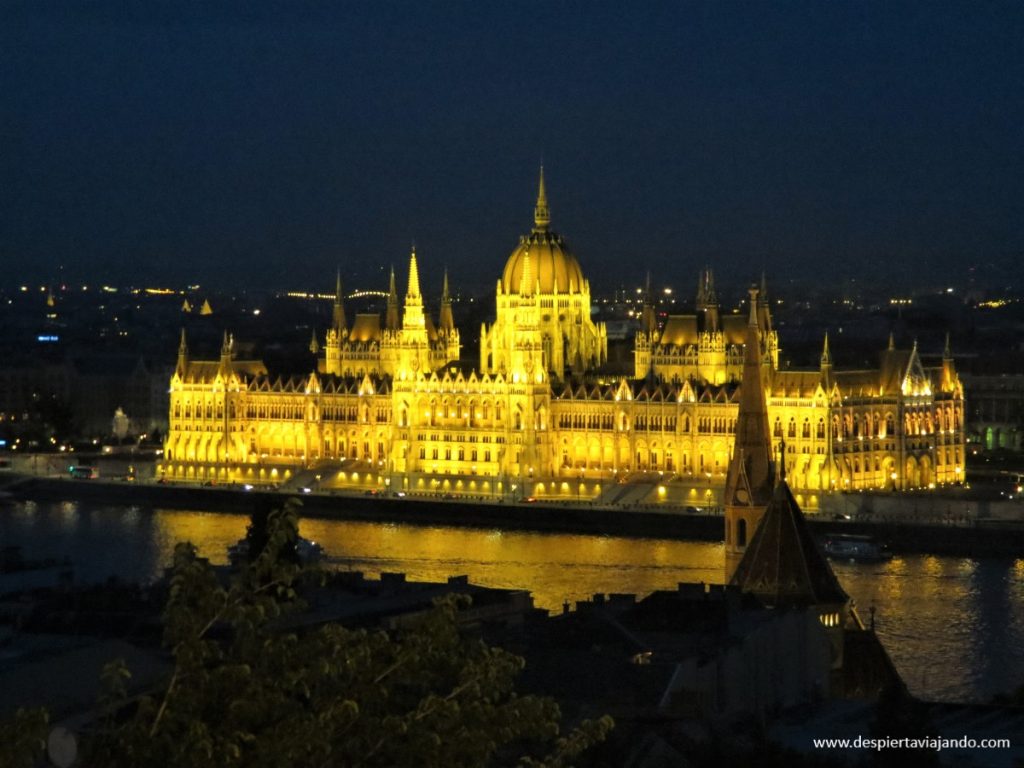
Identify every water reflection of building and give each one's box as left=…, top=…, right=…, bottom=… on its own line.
left=158, top=170, right=965, bottom=505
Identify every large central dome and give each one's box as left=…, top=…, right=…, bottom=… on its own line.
left=500, top=169, right=586, bottom=295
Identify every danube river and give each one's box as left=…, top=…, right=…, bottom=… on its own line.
left=4, top=500, right=1024, bottom=704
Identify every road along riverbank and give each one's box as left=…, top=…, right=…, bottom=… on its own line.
left=7, top=475, right=1024, bottom=558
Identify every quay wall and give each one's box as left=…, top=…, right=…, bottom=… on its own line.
left=7, top=475, right=1024, bottom=558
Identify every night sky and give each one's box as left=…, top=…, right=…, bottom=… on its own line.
left=2, top=1, right=1022, bottom=295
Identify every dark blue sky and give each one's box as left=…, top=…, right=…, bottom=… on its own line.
left=2, top=1, right=1022, bottom=294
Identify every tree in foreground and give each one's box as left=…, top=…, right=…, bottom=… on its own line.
left=0, top=707, right=49, bottom=768
left=83, top=499, right=611, bottom=767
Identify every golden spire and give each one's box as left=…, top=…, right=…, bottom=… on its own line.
left=406, top=245, right=421, bottom=299
left=402, top=246, right=426, bottom=331
left=821, top=332, right=832, bottom=369
left=888, top=331, right=895, bottom=351
left=943, top=332, right=952, bottom=359
left=533, top=166, right=550, bottom=231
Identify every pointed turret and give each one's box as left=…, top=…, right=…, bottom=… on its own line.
left=941, top=332, right=957, bottom=392
left=888, top=331, right=895, bottom=352
left=533, top=166, right=550, bottom=231
left=332, top=268, right=347, bottom=335
left=640, top=271, right=657, bottom=335
left=724, top=286, right=775, bottom=580
left=821, top=332, right=832, bottom=370
left=309, top=328, right=320, bottom=356
left=406, top=245, right=421, bottom=300
left=439, top=269, right=455, bottom=332
left=696, top=267, right=717, bottom=309
left=696, top=268, right=719, bottom=332
left=218, top=330, right=234, bottom=374
left=176, top=328, right=189, bottom=376
left=386, top=266, right=400, bottom=330
left=402, top=246, right=426, bottom=331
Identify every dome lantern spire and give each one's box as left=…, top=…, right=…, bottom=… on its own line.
left=533, top=165, right=550, bottom=231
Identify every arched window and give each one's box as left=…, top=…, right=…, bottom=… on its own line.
left=774, top=418, right=783, bottom=437
left=788, top=418, right=797, bottom=438
left=802, top=419, right=810, bottom=439
left=816, top=419, right=825, bottom=439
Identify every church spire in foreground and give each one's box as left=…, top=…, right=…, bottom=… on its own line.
left=723, top=286, right=775, bottom=581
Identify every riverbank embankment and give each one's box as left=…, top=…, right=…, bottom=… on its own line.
left=7, top=474, right=1024, bottom=558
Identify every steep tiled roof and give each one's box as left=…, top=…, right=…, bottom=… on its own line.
left=730, top=480, right=848, bottom=607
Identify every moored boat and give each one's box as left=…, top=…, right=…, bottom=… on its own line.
left=822, top=533, right=892, bottom=562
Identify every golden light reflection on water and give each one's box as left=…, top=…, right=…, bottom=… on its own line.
left=7, top=502, right=1024, bottom=701
left=301, top=519, right=726, bottom=611
left=153, top=509, right=249, bottom=569
left=151, top=510, right=725, bottom=611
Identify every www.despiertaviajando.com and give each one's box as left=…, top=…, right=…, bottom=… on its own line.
left=813, top=735, right=1010, bottom=752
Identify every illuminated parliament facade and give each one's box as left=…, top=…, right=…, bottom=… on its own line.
left=159, top=172, right=965, bottom=508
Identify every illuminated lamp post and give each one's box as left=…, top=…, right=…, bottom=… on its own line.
left=705, top=471, right=713, bottom=514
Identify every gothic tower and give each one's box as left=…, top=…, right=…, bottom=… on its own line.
left=723, top=286, right=776, bottom=581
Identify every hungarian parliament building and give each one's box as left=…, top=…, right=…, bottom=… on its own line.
left=159, top=172, right=965, bottom=509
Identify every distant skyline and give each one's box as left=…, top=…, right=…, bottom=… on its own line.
left=2, top=1, right=1022, bottom=293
